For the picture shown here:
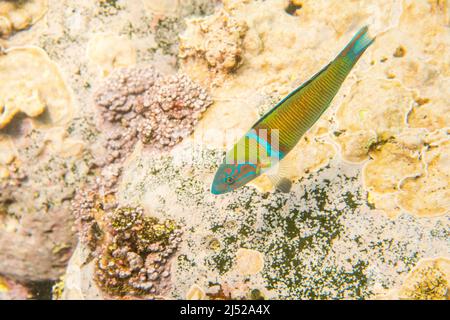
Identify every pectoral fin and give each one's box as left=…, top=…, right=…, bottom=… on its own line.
left=266, top=161, right=292, bottom=193
left=268, top=174, right=292, bottom=193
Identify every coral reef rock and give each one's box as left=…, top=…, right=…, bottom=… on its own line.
left=0, top=0, right=447, bottom=300
left=398, top=258, right=450, bottom=300
left=0, top=46, right=85, bottom=283
left=380, top=258, right=450, bottom=300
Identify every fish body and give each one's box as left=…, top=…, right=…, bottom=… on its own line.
left=211, top=26, right=375, bottom=195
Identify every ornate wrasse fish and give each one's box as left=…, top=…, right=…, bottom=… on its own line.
left=211, top=26, right=375, bottom=195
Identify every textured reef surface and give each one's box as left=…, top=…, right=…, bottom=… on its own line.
left=0, top=0, right=448, bottom=300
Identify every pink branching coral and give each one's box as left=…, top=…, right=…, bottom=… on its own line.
left=94, top=66, right=212, bottom=149
left=141, top=73, right=211, bottom=148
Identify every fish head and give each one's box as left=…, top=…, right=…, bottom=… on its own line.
left=211, top=162, right=259, bottom=195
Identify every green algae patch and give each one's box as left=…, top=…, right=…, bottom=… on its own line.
left=117, top=149, right=449, bottom=300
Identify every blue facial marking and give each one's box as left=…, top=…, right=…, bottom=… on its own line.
left=245, top=131, right=284, bottom=160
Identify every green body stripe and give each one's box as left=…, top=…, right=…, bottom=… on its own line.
left=229, top=28, right=372, bottom=163
left=254, top=54, right=360, bottom=153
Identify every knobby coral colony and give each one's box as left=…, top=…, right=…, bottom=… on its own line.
left=0, top=0, right=48, bottom=39
left=406, top=267, right=448, bottom=300
left=72, top=66, right=210, bottom=298
left=72, top=190, right=105, bottom=253
left=97, top=206, right=181, bottom=298
left=94, top=66, right=212, bottom=150
left=72, top=192, right=181, bottom=298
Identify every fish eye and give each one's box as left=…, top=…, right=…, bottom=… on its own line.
left=225, top=176, right=235, bottom=185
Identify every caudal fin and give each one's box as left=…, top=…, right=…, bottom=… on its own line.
left=339, top=26, right=375, bottom=61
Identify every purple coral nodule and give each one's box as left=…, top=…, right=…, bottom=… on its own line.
left=94, top=66, right=212, bottom=150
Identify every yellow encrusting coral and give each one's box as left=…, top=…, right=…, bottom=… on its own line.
left=397, top=137, right=450, bottom=217
left=407, top=79, right=450, bottom=132
left=0, top=46, right=73, bottom=129
left=0, top=86, right=45, bottom=128
left=0, top=0, right=48, bottom=39
left=179, top=7, right=248, bottom=78
left=398, top=258, right=450, bottom=300
left=363, top=132, right=449, bottom=218
left=331, top=0, right=450, bottom=218
left=0, top=135, right=16, bottom=165
left=335, top=130, right=377, bottom=163
left=335, top=79, right=413, bottom=163
left=186, top=284, right=206, bottom=300
left=363, top=141, right=423, bottom=194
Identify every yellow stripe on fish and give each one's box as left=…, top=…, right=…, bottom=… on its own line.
left=211, top=26, right=375, bottom=195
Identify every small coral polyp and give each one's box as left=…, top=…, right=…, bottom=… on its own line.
left=94, top=65, right=212, bottom=150
left=95, top=206, right=181, bottom=298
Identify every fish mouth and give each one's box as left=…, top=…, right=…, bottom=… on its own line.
left=210, top=169, right=227, bottom=195
left=210, top=184, right=220, bottom=195
left=210, top=181, right=234, bottom=195
left=210, top=184, right=226, bottom=195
